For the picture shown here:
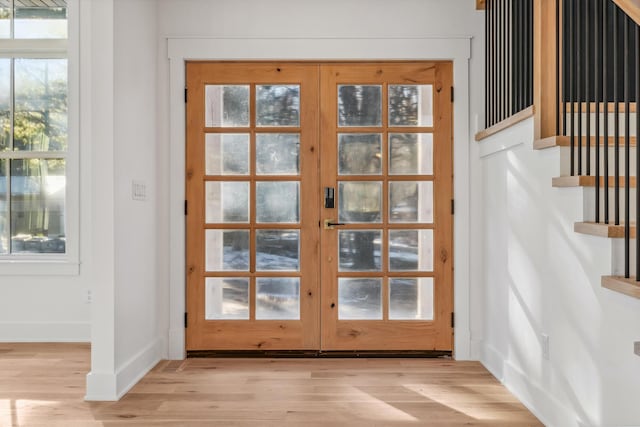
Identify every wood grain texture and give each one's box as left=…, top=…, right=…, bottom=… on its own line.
left=319, top=62, right=453, bottom=351
left=552, top=175, right=637, bottom=188
left=0, top=343, right=543, bottom=426
left=574, top=221, right=636, bottom=238
left=534, top=0, right=560, bottom=140
left=534, top=135, right=637, bottom=150
left=185, top=62, right=321, bottom=351
left=613, top=0, right=640, bottom=25
left=475, top=106, right=535, bottom=142
left=602, top=276, right=640, bottom=298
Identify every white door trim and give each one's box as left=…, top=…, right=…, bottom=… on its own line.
left=167, top=37, right=472, bottom=360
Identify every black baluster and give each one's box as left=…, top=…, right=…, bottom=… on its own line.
left=635, top=23, right=639, bottom=280
left=604, top=0, right=610, bottom=224
left=624, top=16, right=630, bottom=277
left=578, top=0, right=583, bottom=175
left=595, top=0, right=602, bottom=223
left=614, top=6, right=620, bottom=226
left=486, top=0, right=489, bottom=128
left=586, top=0, right=591, bottom=176
left=570, top=0, right=575, bottom=175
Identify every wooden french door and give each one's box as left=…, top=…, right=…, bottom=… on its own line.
left=319, top=63, right=453, bottom=351
left=186, top=62, right=453, bottom=352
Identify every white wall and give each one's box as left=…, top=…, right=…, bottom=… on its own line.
left=86, top=0, right=163, bottom=400
left=480, top=119, right=640, bottom=426
left=113, top=0, right=163, bottom=392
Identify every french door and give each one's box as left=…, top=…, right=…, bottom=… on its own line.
left=185, top=62, right=453, bottom=352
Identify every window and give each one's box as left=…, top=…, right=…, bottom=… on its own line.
left=0, top=1, right=71, bottom=258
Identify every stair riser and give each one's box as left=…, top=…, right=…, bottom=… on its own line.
left=565, top=112, right=638, bottom=137
left=612, top=238, right=638, bottom=277
left=560, top=147, right=638, bottom=176
left=582, top=188, right=638, bottom=223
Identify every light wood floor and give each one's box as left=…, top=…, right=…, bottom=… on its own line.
left=0, top=343, right=542, bottom=426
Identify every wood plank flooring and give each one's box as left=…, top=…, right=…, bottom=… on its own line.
left=0, top=343, right=542, bottom=426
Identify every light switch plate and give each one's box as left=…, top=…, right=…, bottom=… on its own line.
left=635, top=342, right=640, bottom=357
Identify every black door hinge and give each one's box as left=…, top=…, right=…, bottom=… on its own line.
left=451, top=312, right=455, bottom=328
left=451, top=199, right=455, bottom=215
left=184, top=312, right=188, bottom=328
left=450, top=86, right=454, bottom=103
left=184, top=200, right=188, bottom=215
left=184, top=87, right=188, bottom=103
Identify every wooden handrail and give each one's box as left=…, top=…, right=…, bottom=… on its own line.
left=533, top=0, right=559, bottom=140
left=613, top=0, right=640, bottom=25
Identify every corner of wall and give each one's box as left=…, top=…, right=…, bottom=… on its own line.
left=85, top=336, right=163, bottom=401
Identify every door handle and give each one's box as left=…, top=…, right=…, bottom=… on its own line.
left=324, top=219, right=345, bottom=229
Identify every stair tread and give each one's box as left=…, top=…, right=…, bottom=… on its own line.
left=574, top=221, right=636, bottom=238
left=534, top=135, right=637, bottom=150
left=602, top=276, right=640, bottom=299
left=553, top=176, right=637, bottom=188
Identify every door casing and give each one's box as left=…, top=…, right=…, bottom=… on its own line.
left=166, top=37, right=472, bottom=360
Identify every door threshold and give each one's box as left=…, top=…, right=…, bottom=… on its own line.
left=187, top=350, right=452, bottom=358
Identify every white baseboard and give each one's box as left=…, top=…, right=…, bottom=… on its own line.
left=469, top=337, right=484, bottom=361
left=85, top=336, right=163, bottom=401
left=480, top=342, right=579, bottom=427
left=168, top=327, right=185, bottom=360
left=0, top=321, right=90, bottom=342
left=480, top=342, right=505, bottom=381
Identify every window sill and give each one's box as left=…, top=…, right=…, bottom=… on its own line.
left=0, top=259, right=80, bottom=276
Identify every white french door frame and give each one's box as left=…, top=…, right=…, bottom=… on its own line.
left=167, top=37, right=472, bottom=360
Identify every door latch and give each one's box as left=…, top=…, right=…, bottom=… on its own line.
left=324, top=219, right=345, bottom=229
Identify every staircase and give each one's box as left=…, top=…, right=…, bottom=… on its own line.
left=535, top=125, right=640, bottom=297
left=480, top=0, right=640, bottom=299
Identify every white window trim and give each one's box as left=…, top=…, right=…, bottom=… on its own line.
left=0, top=0, right=80, bottom=275
left=166, top=36, right=472, bottom=361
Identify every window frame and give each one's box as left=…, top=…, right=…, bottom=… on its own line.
left=0, top=0, right=79, bottom=275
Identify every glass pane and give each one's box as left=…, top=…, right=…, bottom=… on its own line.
left=0, top=5, right=8, bottom=38
left=338, top=134, right=382, bottom=175
left=206, top=278, right=249, bottom=320
left=256, top=133, right=300, bottom=175
left=205, top=230, right=249, bottom=271
left=10, top=159, right=66, bottom=254
left=389, top=181, right=433, bottom=223
left=205, top=181, right=249, bottom=223
left=0, top=159, right=7, bottom=254
left=389, top=278, right=434, bottom=320
left=0, top=59, right=9, bottom=151
left=256, top=278, right=300, bottom=320
left=338, top=85, right=382, bottom=127
left=389, top=133, right=433, bottom=175
left=338, top=182, right=381, bottom=223
left=389, top=229, right=433, bottom=272
left=388, top=85, right=433, bottom=127
left=205, top=85, right=249, bottom=127
left=256, top=230, right=299, bottom=271
left=256, top=181, right=299, bottom=223
left=15, top=2, right=67, bottom=39
left=338, top=278, right=382, bottom=320
left=14, top=59, right=68, bottom=151
left=205, top=134, right=249, bottom=175
left=256, top=85, right=300, bottom=127
left=338, top=230, right=381, bottom=272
